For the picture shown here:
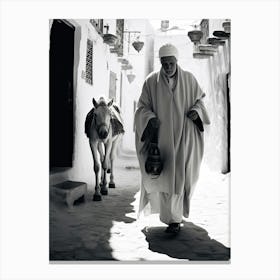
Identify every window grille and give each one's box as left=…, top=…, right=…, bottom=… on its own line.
left=86, top=39, right=93, bottom=85
left=115, top=19, right=124, bottom=57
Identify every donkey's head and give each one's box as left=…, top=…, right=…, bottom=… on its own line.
left=92, top=97, right=114, bottom=139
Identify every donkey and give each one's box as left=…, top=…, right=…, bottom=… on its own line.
left=85, top=97, right=124, bottom=201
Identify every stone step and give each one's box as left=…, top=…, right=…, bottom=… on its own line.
left=50, top=180, right=87, bottom=208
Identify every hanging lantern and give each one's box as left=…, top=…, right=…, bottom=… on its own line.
left=127, top=73, right=136, bottom=83
left=187, top=30, right=203, bottom=44
left=121, top=63, right=133, bottom=71
left=103, top=34, right=118, bottom=46
left=118, top=58, right=129, bottom=65
left=132, top=40, right=144, bottom=52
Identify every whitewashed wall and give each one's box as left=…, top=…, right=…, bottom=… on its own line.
left=204, top=42, right=230, bottom=173
left=120, top=19, right=155, bottom=151
left=153, top=19, right=230, bottom=173
left=49, top=18, right=230, bottom=189
left=50, top=19, right=122, bottom=188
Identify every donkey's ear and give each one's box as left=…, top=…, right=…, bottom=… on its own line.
left=107, top=99, right=114, bottom=107
left=92, top=98, right=98, bottom=108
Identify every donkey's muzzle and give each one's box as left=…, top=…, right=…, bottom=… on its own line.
left=98, top=126, right=109, bottom=139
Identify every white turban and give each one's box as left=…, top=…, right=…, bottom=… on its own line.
left=159, top=44, right=179, bottom=60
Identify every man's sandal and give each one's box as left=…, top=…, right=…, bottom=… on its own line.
left=165, top=223, right=181, bottom=234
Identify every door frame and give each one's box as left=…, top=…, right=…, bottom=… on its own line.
left=49, top=19, right=81, bottom=172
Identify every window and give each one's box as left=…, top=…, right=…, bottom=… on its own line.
left=86, top=39, right=93, bottom=85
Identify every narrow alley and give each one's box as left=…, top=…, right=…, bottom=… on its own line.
left=50, top=149, right=230, bottom=261
left=49, top=18, right=231, bottom=263
left=1, top=2, right=280, bottom=280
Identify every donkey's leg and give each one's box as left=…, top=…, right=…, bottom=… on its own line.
left=108, top=159, right=115, bottom=189
left=90, top=141, right=102, bottom=201
left=109, top=137, right=119, bottom=189
left=98, top=142, right=106, bottom=190
left=100, top=139, right=112, bottom=194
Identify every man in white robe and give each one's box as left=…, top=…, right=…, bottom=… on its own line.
left=134, top=44, right=210, bottom=233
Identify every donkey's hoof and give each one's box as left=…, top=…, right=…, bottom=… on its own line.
left=101, top=189, right=108, bottom=195
left=93, top=194, right=102, bottom=201
left=109, top=183, right=115, bottom=188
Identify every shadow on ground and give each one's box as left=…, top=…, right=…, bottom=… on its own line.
left=50, top=155, right=138, bottom=261
left=142, top=221, right=230, bottom=261
left=50, top=188, right=136, bottom=261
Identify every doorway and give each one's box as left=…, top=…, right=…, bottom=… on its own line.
left=49, top=19, right=75, bottom=169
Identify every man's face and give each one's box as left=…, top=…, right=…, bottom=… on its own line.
left=160, top=56, right=177, bottom=77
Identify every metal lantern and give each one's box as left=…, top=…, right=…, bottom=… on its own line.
left=118, top=58, right=129, bottom=65
left=132, top=40, right=144, bottom=52
left=121, top=63, right=133, bottom=71
left=127, top=73, right=136, bottom=83
left=145, top=143, right=163, bottom=176
left=123, top=30, right=143, bottom=53
left=121, top=59, right=129, bottom=65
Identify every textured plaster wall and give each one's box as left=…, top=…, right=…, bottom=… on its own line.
left=120, top=19, right=155, bottom=151
left=50, top=19, right=230, bottom=188
left=50, top=19, right=122, bottom=188
left=203, top=40, right=230, bottom=173
left=153, top=20, right=230, bottom=173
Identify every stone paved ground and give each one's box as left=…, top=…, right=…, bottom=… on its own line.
left=50, top=151, right=230, bottom=262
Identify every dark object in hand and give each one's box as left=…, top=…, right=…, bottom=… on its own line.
left=193, top=117, right=204, bottom=132
left=187, top=111, right=204, bottom=132
left=141, top=118, right=160, bottom=142
left=145, top=143, right=163, bottom=176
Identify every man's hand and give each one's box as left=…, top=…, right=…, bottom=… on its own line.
left=187, top=110, right=199, bottom=120
left=141, top=118, right=160, bottom=142
left=140, top=118, right=160, bottom=154
left=187, top=110, right=204, bottom=132
left=149, top=118, right=160, bottom=129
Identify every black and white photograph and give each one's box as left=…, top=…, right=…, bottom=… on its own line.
left=49, top=18, right=231, bottom=262
left=1, top=0, right=280, bottom=279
